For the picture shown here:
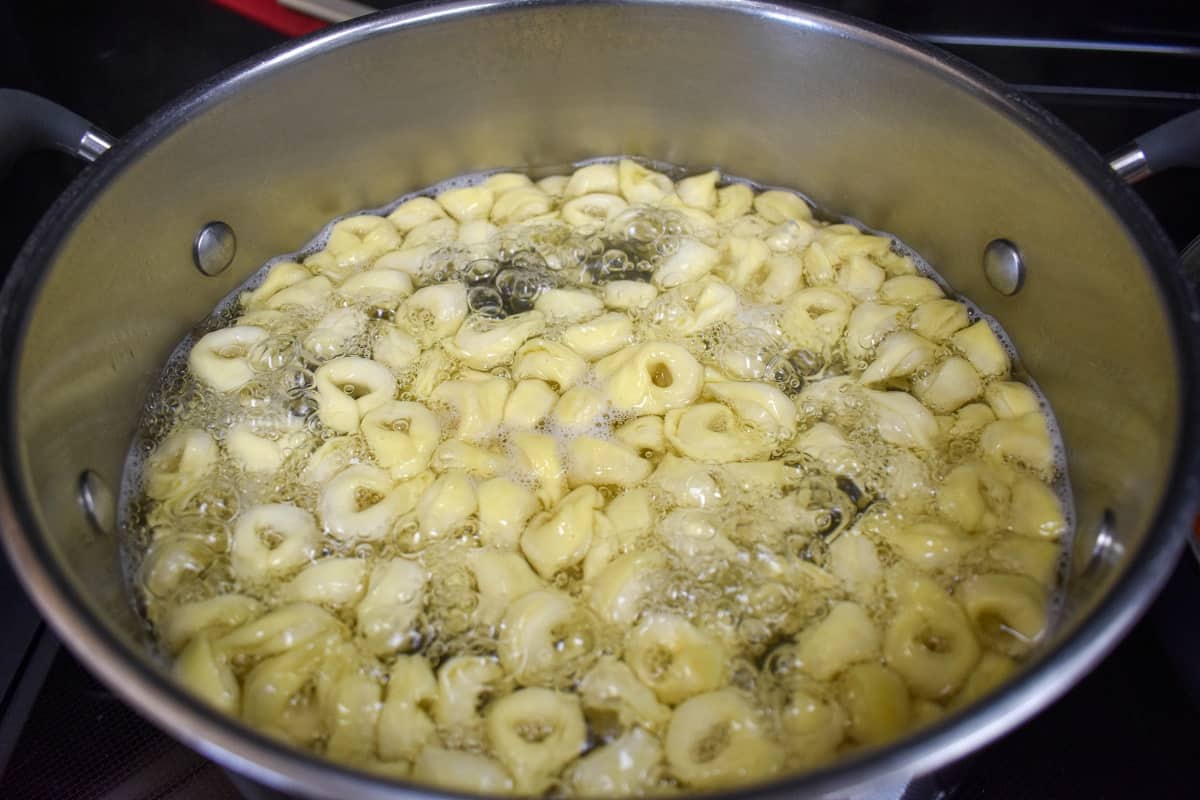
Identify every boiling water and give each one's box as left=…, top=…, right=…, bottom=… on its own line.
left=119, top=159, right=1072, bottom=795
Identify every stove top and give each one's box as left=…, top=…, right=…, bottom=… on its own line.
left=2, top=2, right=1199, bottom=798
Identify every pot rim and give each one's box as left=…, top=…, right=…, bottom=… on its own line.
left=1, top=1, right=1196, bottom=797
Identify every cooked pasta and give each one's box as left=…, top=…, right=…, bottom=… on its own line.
left=125, top=159, right=1070, bottom=795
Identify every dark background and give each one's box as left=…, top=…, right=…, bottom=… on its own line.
left=2, top=1, right=1200, bottom=798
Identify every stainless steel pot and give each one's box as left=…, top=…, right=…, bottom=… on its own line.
left=2, top=1, right=1199, bottom=797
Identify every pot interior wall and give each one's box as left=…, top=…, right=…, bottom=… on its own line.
left=9, top=0, right=1180, bottom=764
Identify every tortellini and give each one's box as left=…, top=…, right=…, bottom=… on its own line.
left=952, top=320, right=1011, bottom=378
left=161, top=594, right=264, bottom=654
left=565, top=163, right=620, bottom=197
left=793, top=602, right=880, bottom=681
left=865, top=389, right=939, bottom=450
left=435, top=654, right=503, bottom=736
left=704, top=380, right=796, bottom=441
left=226, top=425, right=293, bottom=475
left=413, top=747, right=513, bottom=794
left=860, top=331, right=935, bottom=386
left=514, top=339, right=588, bottom=391
left=416, top=469, right=478, bottom=535
left=313, top=357, right=395, bottom=433
left=467, top=548, right=544, bottom=622
left=569, top=726, right=664, bottom=796
left=618, top=159, right=674, bottom=204
left=378, top=655, right=438, bottom=761
left=567, top=436, right=653, bottom=487
left=174, top=634, right=241, bottom=714
left=139, top=531, right=214, bottom=600
left=230, top=503, right=319, bottom=584
left=563, top=193, right=630, bottom=227
left=956, top=573, right=1048, bottom=655
left=604, top=279, right=659, bottom=310
left=216, top=603, right=343, bottom=660
left=596, top=342, right=704, bottom=414
left=141, top=160, right=1069, bottom=795
left=780, top=288, right=853, bottom=352
left=838, top=663, right=912, bottom=745
left=283, top=557, right=368, bottom=608
left=322, top=214, right=401, bottom=271
left=535, top=288, right=605, bottom=322
left=357, top=558, right=426, bottom=656
left=521, top=486, right=603, bottom=578
left=654, top=238, right=720, bottom=288
left=303, top=307, right=366, bottom=359
left=444, top=310, right=546, bottom=369
left=487, top=688, right=587, bottom=794
left=579, top=656, right=671, bottom=731
left=779, top=684, right=846, bottom=767
left=627, top=614, right=726, bottom=704
left=144, top=429, right=218, bottom=501
left=188, top=326, right=269, bottom=393
left=476, top=477, right=539, bottom=549
left=432, top=376, right=510, bottom=441
left=664, top=689, right=782, bottom=788
left=319, top=465, right=427, bottom=541
left=360, top=400, right=440, bottom=478
left=587, top=550, right=665, bottom=626
left=913, top=356, right=983, bottom=413
left=404, top=282, right=468, bottom=342
left=884, top=571, right=981, bottom=699
left=562, top=312, right=635, bottom=360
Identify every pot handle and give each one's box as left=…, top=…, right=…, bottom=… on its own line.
left=0, top=89, right=114, bottom=173
left=1109, top=108, right=1200, bottom=184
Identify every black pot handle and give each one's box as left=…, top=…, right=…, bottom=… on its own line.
left=1110, top=108, right=1200, bottom=184
left=0, top=89, right=114, bottom=173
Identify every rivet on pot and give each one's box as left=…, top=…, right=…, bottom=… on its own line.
left=78, top=470, right=116, bottom=535
left=193, top=221, right=237, bottom=277
left=982, top=238, right=1024, bottom=296
left=1081, top=508, right=1122, bottom=577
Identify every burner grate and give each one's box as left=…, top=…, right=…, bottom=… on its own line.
left=0, top=651, right=241, bottom=800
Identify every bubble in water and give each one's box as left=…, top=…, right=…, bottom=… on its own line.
left=767, top=354, right=805, bottom=394
left=600, top=248, right=630, bottom=278
left=621, top=211, right=664, bottom=244
left=654, top=237, right=680, bottom=257
left=304, top=335, right=348, bottom=363
left=717, top=328, right=781, bottom=380
left=467, top=286, right=505, bottom=317
left=248, top=336, right=298, bottom=372
left=464, top=258, right=500, bottom=284
left=495, top=268, right=545, bottom=312
left=510, top=250, right=548, bottom=272
left=649, top=290, right=691, bottom=329
left=787, top=348, right=824, bottom=377
left=424, top=247, right=462, bottom=281
left=173, top=477, right=239, bottom=523
left=238, top=382, right=273, bottom=410
left=368, top=306, right=394, bottom=321
left=175, top=514, right=232, bottom=551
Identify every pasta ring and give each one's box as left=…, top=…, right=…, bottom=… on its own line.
left=664, top=689, right=781, bottom=788
left=188, top=326, right=269, bottom=393
left=486, top=687, right=587, bottom=795
left=231, top=503, right=319, bottom=584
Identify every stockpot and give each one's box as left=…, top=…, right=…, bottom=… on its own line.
left=2, top=1, right=1200, bottom=797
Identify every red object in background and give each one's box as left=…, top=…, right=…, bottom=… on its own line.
left=210, top=0, right=328, bottom=37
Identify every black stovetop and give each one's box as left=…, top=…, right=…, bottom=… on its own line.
left=2, top=2, right=1200, bottom=798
